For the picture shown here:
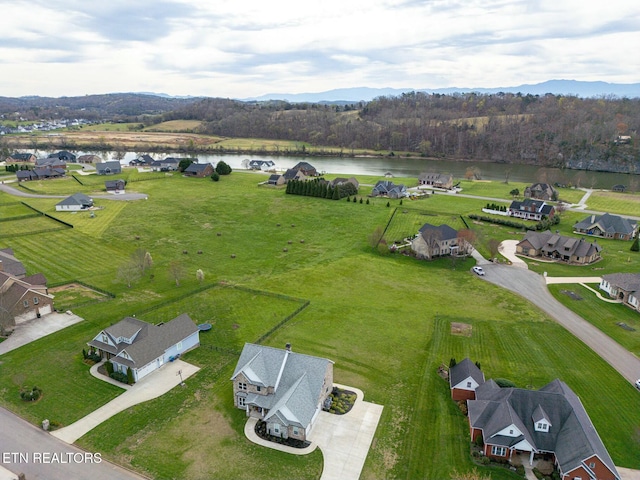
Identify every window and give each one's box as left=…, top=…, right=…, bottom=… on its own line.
left=176, top=341, right=183, bottom=351
left=256, top=386, right=261, bottom=392
left=466, top=381, right=472, bottom=388
left=238, top=382, right=247, bottom=390
left=23, top=300, right=29, bottom=307
left=101, top=333, right=108, bottom=343
left=293, top=427, right=299, bottom=435
left=33, top=297, right=39, bottom=305
left=509, top=429, right=513, bottom=435
left=588, top=462, right=596, bottom=469
left=491, top=446, right=507, bottom=456
left=536, top=422, right=548, bottom=431
left=273, top=424, right=280, bottom=434
left=237, top=396, right=245, bottom=407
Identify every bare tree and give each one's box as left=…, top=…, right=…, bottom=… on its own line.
left=456, top=229, right=477, bottom=255
left=117, top=261, right=141, bottom=288
left=169, top=261, right=185, bottom=286
left=130, top=248, right=152, bottom=274
left=487, top=238, right=501, bottom=260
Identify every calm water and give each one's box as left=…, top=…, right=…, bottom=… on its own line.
left=41, top=150, right=636, bottom=189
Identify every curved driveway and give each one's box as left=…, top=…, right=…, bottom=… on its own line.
left=480, top=263, right=640, bottom=384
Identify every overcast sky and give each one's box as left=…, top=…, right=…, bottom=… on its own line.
left=1, top=0, right=638, bottom=98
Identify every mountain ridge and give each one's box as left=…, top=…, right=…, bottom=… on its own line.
left=242, top=80, right=640, bottom=103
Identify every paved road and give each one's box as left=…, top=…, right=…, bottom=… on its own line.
left=0, top=183, right=147, bottom=201
left=480, top=263, right=640, bottom=384
left=0, top=407, right=148, bottom=480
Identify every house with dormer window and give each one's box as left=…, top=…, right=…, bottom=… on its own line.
left=516, top=230, right=601, bottom=265
left=88, top=314, right=199, bottom=383
left=231, top=343, right=333, bottom=441
left=467, top=378, right=620, bottom=480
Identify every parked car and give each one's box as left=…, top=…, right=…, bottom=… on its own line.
left=472, top=266, right=485, bottom=276
left=635, top=379, right=640, bottom=390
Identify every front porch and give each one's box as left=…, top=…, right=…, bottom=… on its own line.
left=510, top=451, right=555, bottom=479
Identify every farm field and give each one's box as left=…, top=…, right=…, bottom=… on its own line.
left=0, top=171, right=638, bottom=479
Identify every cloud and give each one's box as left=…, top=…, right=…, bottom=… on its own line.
left=0, top=0, right=637, bottom=97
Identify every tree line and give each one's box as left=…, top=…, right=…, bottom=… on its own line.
left=164, top=92, right=639, bottom=169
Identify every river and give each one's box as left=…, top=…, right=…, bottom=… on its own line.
left=37, top=150, right=638, bottom=189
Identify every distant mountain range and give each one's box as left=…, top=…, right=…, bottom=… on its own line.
left=243, top=80, right=640, bottom=103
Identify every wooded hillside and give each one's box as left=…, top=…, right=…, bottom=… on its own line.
left=167, top=92, right=640, bottom=172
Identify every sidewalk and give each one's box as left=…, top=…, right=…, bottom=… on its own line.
left=51, top=359, right=199, bottom=443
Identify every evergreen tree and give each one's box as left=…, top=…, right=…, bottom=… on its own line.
left=215, top=160, right=232, bottom=175
left=332, top=186, right=340, bottom=200
left=127, top=366, right=135, bottom=385
left=631, top=236, right=639, bottom=252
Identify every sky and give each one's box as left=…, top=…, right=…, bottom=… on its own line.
left=1, top=0, right=639, bottom=99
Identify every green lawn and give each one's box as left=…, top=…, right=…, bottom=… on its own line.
left=585, top=190, right=640, bottom=216
left=1, top=171, right=639, bottom=479
left=548, top=283, right=640, bottom=357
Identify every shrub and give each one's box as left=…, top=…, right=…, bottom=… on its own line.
left=457, top=400, right=468, bottom=415
left=495, top=378, right=517, bottom=388
left=211, top=172, right=220, bottom=182
left=105, top=361, right=114, bottom=375
left=631, top=237, right=639, bottom=252
left=532, top=467, right=544, bottom=480
left=474, top=435, right=484, bottom=447
left=110, top=371, right=128, bottom=383
left=20, top=386, right=43, bottom=402
left=127, top=366, right=135, bottom=385
left=480, top=456, right=490, bottom=465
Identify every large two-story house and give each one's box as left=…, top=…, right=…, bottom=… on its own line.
left=231, top=343, right=334, bottom=441
left=508, top=199, right=555, bottom=221
left=411, top=223, right=462, bottom=260
left=467, top=378, right=620, bottom=480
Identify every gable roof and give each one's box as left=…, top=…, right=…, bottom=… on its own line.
left=0, top=248, right=27, bottom=277
left=88, top=314, right=198, bottom=368
left=419, top=223, right=458, bottom=241
left=449, top=358, right=485, bottom=388
left=518, top=231, right=601, bottom=258
left=601, top=273, right=640, bottom=293
left=509, top=198, right=555, bottom=215
left=469, top=379, right=619, bottom=479
left=573, top=213, right=637, bottom=236
left=96, top=161, right=121, bottom=172
left=184, top=162, right=210, bottom=173
left=56, top=193, right=93, bottom=207
left=231, top=343, right=333, bottom=429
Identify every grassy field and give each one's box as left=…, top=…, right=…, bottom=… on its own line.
left=145, top=120, right=203, bottom=133
left=0, top=171, right=639, bottom=479
left=585, top=190, right=640, bottom=216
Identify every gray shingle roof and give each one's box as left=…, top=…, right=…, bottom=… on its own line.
left=56, top=193, right=93, bottom=207
left=0, top=248, right=26, bottom=277
left=601, top=273, right=640, bottom=293
left=469, top=379, right=619, bottom=479
left=449, top=358, right=485, bottom=388
left=231, top=343, right=333, bottom=429
left=419, top=223, right=458, bottom=241
left=89, top=314, right=199, bottom=367
left=573, top=213, right=637, bottom=237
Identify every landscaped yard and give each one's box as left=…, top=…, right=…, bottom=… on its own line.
left=0, top=171, right=638, bottom=480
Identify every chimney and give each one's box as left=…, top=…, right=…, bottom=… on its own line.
left=591, top=215, right=595, bottom=223
left=285, top=343, right=291, bottom=352
left=0, top=260, right=3, bottom=272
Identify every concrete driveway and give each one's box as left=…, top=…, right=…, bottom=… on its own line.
left=498, top=239, right=528, bottom=268
left=244, top=384, right=383, bottom=480
left=0, top=312, right=83, bottom=355
left=51, top=359, right=200, bottom=444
